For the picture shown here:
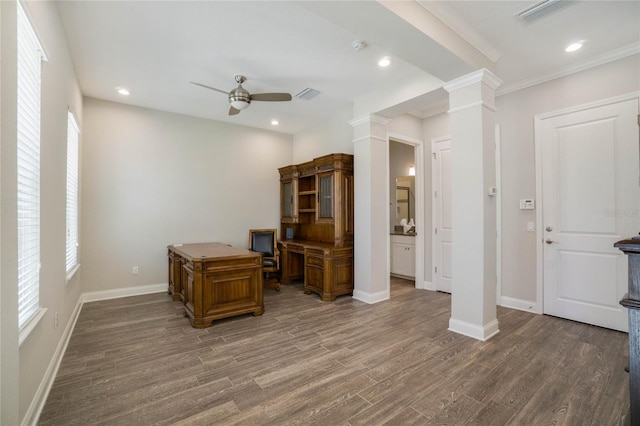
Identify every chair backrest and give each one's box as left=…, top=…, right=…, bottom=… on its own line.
left=249, top=229, right=276, bottom=258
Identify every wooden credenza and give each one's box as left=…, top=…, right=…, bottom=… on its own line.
left=167, top=243, right=263, bottom=328
left=278, top=153, right=354, bottom=301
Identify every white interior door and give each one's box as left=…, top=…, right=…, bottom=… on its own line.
left=432, top=137, right=452, bottom=293
left=539, top=96, right=639, bottom=332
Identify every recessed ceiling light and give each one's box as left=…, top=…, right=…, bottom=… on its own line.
left=565, top=41, right=583, bottom=52
left=378, top=57, right=391, bottom=67
left=271, top=119, right=279, bottom=126
left=117, top=88, right=130, bottom=95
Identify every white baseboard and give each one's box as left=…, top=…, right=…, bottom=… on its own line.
left=23, top=295, right=83, bottom=426
left=449, top=318, right=500, bottom=341
left=499, top=296, right=540, bottom=314
left=352, top=288, right=390, bottom=304
left=421, top=280, right=434, bottom=291
left=82, top=283, right=167, bottom=303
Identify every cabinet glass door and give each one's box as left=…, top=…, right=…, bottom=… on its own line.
left=317, top=173, right=333, bottom=221
left=282, top=181, right=294, bottom=220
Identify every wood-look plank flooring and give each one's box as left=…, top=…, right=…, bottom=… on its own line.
left=39, top=278, right=630, bottom=425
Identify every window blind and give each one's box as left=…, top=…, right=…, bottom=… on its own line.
left=66, top=112, right=80, bottom=275
left=17, top=2, right=45, bottom=328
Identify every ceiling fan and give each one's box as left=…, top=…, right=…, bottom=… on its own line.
left=191, top=75, right=292, bottom=116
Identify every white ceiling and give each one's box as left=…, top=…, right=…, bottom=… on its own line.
left=55, top=1, right=640, bottom=134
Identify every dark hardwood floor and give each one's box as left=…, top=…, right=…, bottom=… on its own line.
left=39, top=277, right=630, bottom=425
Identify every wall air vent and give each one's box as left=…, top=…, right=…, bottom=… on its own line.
left=294, top=88, right=321, bottom=100
left=515, top=0, right=575, bottom=24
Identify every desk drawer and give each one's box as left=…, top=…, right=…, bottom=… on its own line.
left=306, top=255, right=324, bottom=268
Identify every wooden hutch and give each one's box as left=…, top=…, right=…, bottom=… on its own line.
left=278, top=153, right=354, bottom=301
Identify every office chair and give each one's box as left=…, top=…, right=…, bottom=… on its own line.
left=248, top=228, right=280, bottom=291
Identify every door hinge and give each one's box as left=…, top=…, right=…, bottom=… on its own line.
left=435, top=228, right=438, bottom=235
left=432, top=152, right=437, bottom=160
left=435, top=266, right=438, bottom=273
left=434, top=190, right=438, bottom=198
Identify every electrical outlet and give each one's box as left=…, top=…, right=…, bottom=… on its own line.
left=54, top=312, right=59, bottom=329
left=132, top=266, right=139, bottom=275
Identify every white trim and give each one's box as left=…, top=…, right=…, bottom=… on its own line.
left=431, top=135, right=452, bottom=294
left=497, top=43, right=640, bottom=97
left=352, top=134, right=387, bottom=144
left=23, top=297, right=83, bottom=426
left=348, top=114, right=391, bottom=127
left=447, top=101, right=497, bottom=115
left=495, top=124, right=502, bottom=308
left=499, top=296, right=539, bottom=314
left=352, top=288, right=390, bottom=304
left=448, top=318, right=500, bottom=341
left=82, top=283, right=167, bottom=303
left=534, top=91, right=640, bottom=317
left=18, top=308, right=47, bottom=347
left=65, top=263, right=81, bottom=286
left=443, top=69, right=503, bottom=92
left=387, top=132, right=426, bottom=293
left=422, top=280, right=434, bottom=291
left=536, top=91, right=640, bottom=120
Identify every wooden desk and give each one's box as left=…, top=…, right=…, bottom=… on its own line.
left=167, top=243, right=263, bottom=328
left=278, top=240, right=353, bottom=301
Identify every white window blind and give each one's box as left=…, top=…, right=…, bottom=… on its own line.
left=66, top=112, right=80, bottom=276
left=17, top=2, right=46, bottom=329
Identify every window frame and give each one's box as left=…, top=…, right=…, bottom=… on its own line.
left=65, top=111, right=80, bottom=282
left=17, top=1, right=48, bottom=345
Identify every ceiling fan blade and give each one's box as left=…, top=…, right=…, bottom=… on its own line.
left=250, top=93, right=292, bottom=102
left=229, top=106, right=241, bottom=116
left=190, top=81, right=229, bottom=95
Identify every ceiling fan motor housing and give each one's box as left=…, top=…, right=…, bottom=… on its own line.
left=229, top=86, right=251, bottom=105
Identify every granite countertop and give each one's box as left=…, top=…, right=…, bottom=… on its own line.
left=390, top=232, right=416, bottom=236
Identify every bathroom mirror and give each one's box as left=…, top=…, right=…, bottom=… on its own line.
left=395, top=176, right=415, bottom=227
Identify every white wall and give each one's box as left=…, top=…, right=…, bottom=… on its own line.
left=1, top=1, right=83, bottom=422
left=497, top=54, right=640, bottom=307
left=81, top=98, right=293, bottom=293
left=292, top=106, right=353, bottom=163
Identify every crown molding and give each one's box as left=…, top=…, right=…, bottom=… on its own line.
left=444, top=69, right=503, bottom=92
left=349, top=114, right=391, bottom=128
left=497, top=42, right=640, bottom=97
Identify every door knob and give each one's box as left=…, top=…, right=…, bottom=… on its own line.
left=545, top=239, right=557, bottom=244
left=546, top=226, right=553, bottom=232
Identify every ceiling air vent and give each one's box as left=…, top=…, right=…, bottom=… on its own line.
left=295, top=88, right=321, bottom=100
left=515, top=0, right=575, bottom=24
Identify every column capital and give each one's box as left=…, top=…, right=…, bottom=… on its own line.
left=443, top=68, right=503, bottom=93
left=349, top=114, right=391, bottom=128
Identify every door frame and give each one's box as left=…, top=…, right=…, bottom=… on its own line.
left=387, top=132, right=427, bottom=290
left=534, top=91, right=640, bottom=315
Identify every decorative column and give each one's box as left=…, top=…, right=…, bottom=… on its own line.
left=349, top=114, right=391, bottom=303
left=444, top=69, right=502, bottom=341
left=614, top=237, right=640, bottom=425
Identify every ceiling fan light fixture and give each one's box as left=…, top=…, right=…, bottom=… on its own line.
left=230, top=100, right=250, bottom=110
